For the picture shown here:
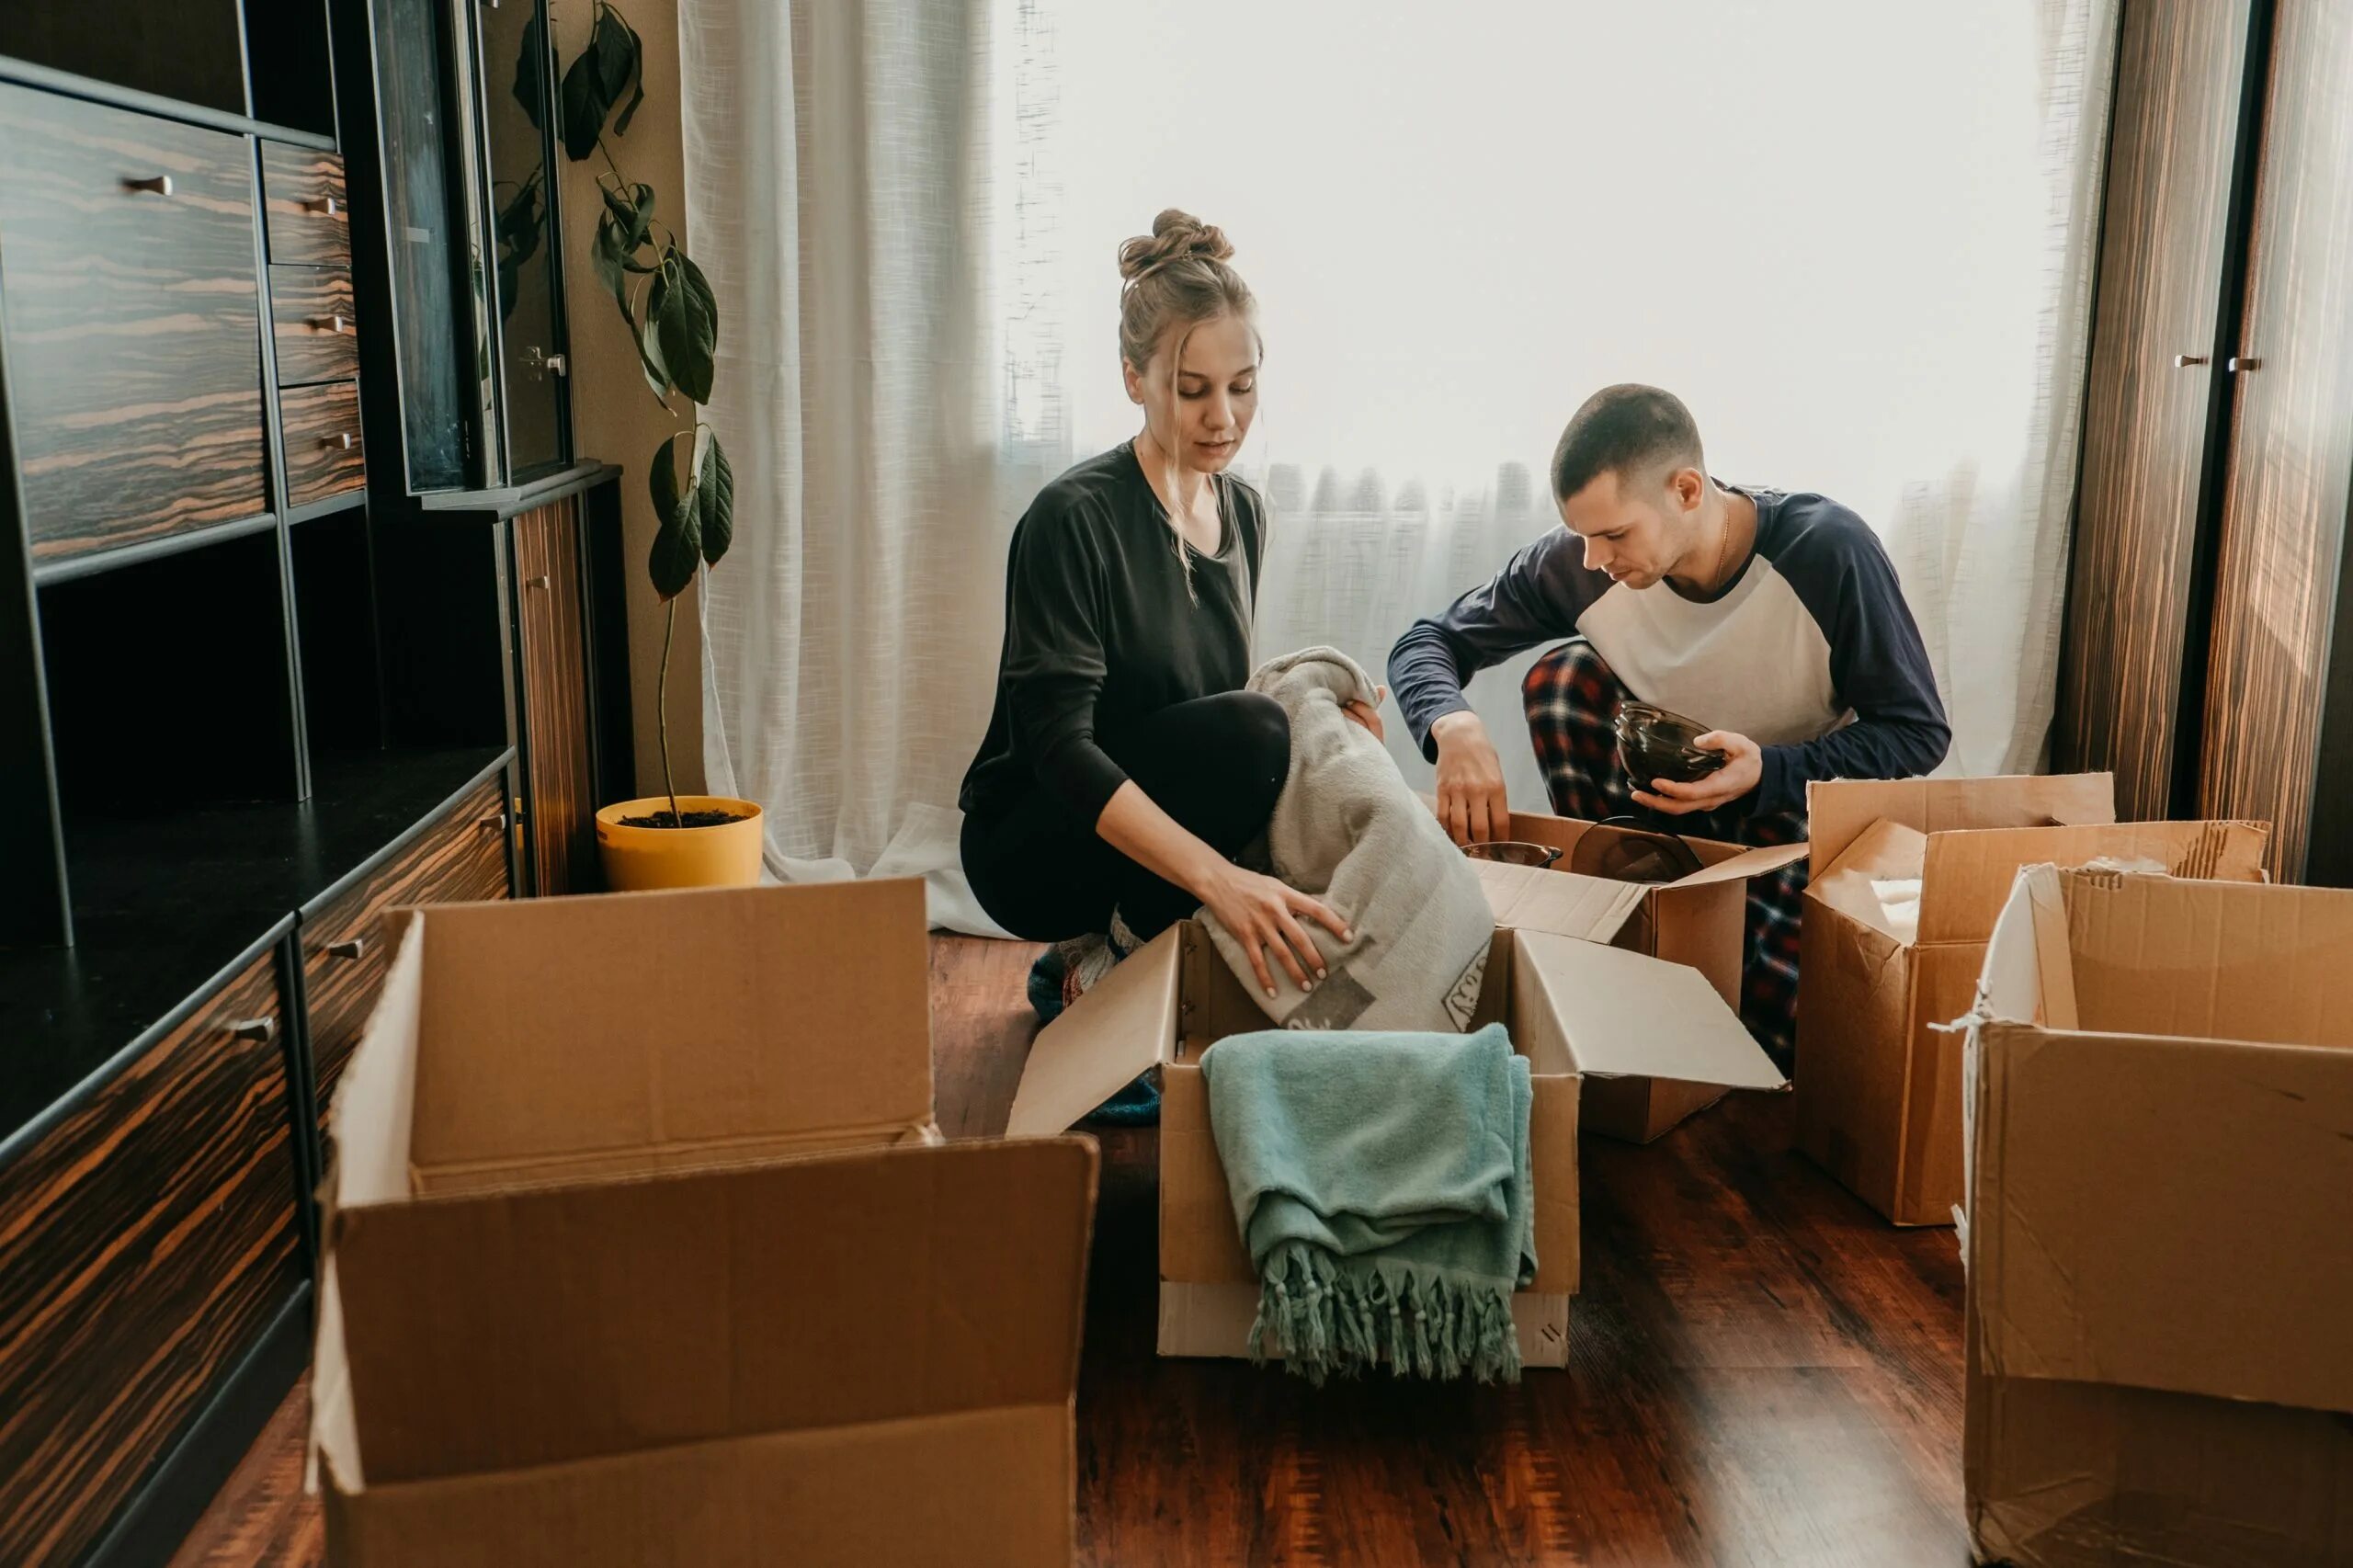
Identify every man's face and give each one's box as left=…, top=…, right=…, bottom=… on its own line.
left=1558, top=466, right=1701, bottom=589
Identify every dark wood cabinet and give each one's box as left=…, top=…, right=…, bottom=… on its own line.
left=278, top=379, right=367, bottom=508
left=300, top=775, right=511, bottom=1124
left=513, top=495, right=597, bottom=895
left=0, top=0, right=626, bottom=1556
left=0, top=941, right=302, bottom=1568
left=270, top=266, right=360, bottom=385
left=0, top=84, right=267, bottom=563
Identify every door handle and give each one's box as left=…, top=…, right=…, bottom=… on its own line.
left=2173, top=354, right=2209, bottom=368
left=2228, top=356, right=2263, bottom=372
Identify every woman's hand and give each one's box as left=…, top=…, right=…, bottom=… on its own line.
left=1342, top=684, right=1386, bottom=743
left=1198, top=863, right=1353, bottom=999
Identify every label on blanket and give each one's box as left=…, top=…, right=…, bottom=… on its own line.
left=1441, top=949, right=1488, bottom=1031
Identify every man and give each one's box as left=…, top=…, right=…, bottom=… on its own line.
left=1387, top=384, right=1949, bottom=1062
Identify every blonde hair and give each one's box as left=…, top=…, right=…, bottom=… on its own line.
left=1116, top=210, right=1259, bottom=599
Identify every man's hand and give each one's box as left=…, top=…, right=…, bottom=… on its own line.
left=1342, top=684, right=1386, bottom=743
left=1632, top=730, right=1762, bottom=816
left=1432, top=710, right=1510, bottom=844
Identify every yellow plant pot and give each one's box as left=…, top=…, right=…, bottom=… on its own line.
left=596, top=796, right=766, bottom=892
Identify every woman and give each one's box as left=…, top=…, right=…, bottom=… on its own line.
left=960, top=210, right=1370, bottom=1006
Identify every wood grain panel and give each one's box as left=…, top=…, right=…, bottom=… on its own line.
left=301, top=777, right=511, bottom=1126
left=269, top=267, right=359, bottom=387
left=0, top=946, right=301, bottom=1568
left=278, top=381, right=365, bottom=509
left=0, top=85, right=267, bottom=562
left=181, top=936, right=1977, bottom=1568
left=514, top=499, right=597, bottom=895
left=2052, top=0, right=2254, bottom=819
left=2200, top=0, right=2353, bottom=881
left=258, top=143, right=348, bottom=267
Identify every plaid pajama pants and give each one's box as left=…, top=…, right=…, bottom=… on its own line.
left=1520, top=640, right=1809, bottom=1068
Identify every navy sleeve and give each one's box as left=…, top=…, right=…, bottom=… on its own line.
left=1759, top=517, right=1951, bottom=814
left=1389, top=528, right=1602, bottom=760
left=1001, top=503, right=1130, bottom=823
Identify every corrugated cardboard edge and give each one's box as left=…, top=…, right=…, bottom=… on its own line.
left=1473, top=860, right=1646, bottom=943
left=1806, top=774, right=2116, bottom=883
left=1005, top=928, right=1183, bottom=1136
left=1156, top=1281, right=1572, bottom=1369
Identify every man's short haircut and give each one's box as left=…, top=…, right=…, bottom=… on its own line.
left=1550, top=384, right=1705, bottom=502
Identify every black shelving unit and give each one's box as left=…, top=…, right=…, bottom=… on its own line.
left=0, top=1, right=626, bottom=1562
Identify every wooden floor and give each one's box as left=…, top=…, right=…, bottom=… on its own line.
left=170, top=935, right=1972, bottom=1568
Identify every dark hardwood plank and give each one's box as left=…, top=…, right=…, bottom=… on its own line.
left=301, top=777, right=511, bottom=1127
left=2052, top=0, right=2254, bottom=818
left=2199, top=0, right=2353, bottom=881
left=0, top=945, right=302, bottom=1568
left=513, top=497, right=597, bottom=894
left=257, top=144, right=348, bottom=267
left=268, top=267, right=359, bottom=388
left=278, top=381, right=365, bottom=509
left=177, top=933, right=1970, bottom=1567
left=0, top=83, right=267, bottom=562
left=0, top=1, right=250, bottom=121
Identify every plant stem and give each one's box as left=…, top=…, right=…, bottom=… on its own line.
left=659, top=596, right=681, bottom=827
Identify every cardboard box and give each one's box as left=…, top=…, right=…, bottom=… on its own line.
left=1962, top=866, right=2353, bottom=1568
left=1479, top=812, right=1810, bottom=1142
left=309, top=881, right=1098, bottom=1568
left=1004, top=910, right=1783, bottom=1369
left=1793, top=773, right=2270, bottom=1225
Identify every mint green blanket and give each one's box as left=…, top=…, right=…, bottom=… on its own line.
left=1199, top=1022, right=1535, bottom=1384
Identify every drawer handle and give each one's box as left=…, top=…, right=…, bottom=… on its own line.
left=306, top=196, right=342, bottom=217
left=2173, top=354, right=2209, bottom=368
left=228, top=1017, right=277, bottom=1043
left=480, top=810, right=511, bottom=830
left=525, top=574, right=551, bottom=589
left=312, top=314, right=353, bottom=335
left=2228, top=355, right=2263, bottom=372
left=124, top=175, right=175, bottom=197
left=326, top=936, right=371, bottom=961
left=321, top=431, right=356, bottom=450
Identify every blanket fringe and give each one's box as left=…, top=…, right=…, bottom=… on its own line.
left=1248, top=1243, right=1522, bottom=1386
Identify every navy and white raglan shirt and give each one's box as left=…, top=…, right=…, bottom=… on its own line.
left=1388, top=485, right=1949, bottom=817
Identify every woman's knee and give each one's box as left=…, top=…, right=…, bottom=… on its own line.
left=1218, top=689, right=1291, bottom=787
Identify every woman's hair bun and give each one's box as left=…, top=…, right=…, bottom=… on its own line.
left=1117, top=209, right=1235, bottom=285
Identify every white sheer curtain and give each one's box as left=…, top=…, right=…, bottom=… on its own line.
left=681, top=0, right=2116, bottom=925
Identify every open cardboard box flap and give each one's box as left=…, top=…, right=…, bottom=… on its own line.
left=1914, top=818, right=2268, bottom=945
left=1474, top=861, right=1643, bottom=942
left=1807, top=773, right=2115, bottom=882
left=1005, top=926, right=1184, bottom=1137
left=385, top=881, right=938, bottom=1187
left=1806, top=818, right=1928, bottom=944
left=1513, top=930, right=1785, bottom=1091
left=1970, top=867, right=2353, bottom=1416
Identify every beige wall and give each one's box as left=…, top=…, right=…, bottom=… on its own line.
left=551, top=0, right=705, bottom=799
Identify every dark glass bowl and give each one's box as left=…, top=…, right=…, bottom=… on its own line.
left=1616, top=701, right=1729, bottom=785
left=1461, top=840, right=1563, bottom=869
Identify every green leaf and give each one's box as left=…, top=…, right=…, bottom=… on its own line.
left=647, top=435, right=700, bottom=598
left=698, top=429, right=734, bottom=568
left=591, top=180, right=654, bottom=311
left=512, top=10, right=548, bottom=131
left=610, top=11, right=648, bottom=134
left=599, top=180, right=655, bottom=252
left=654, top=251, right=719, bottom=404
left=637, top=265, right=675, bottom=403
left=557, top=40, right=611, bottom=161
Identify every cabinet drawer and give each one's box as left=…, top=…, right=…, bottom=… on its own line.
left=0, top=85, right=267, bottom=563
left=0, top=946, right=301, bottom=1568
left=270, top=266, right=359, bottom=386
left=302, top=776, right=513, bottom=1123
left=279, top=380, right=365, bottom=507
left=260, top=142, right=349, bottom=266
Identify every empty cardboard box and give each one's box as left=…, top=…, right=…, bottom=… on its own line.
left=1962, top=866, right=2353, bottom=1568
left=1480, top=811, right=1809, bottom=1142
left=1794, top=773, right=2269, bottom=1224
left=309, top=881, right=1098, bottom=1568
left=1005, top=912, right=1783, bottom=1369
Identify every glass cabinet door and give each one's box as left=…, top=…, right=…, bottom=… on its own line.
left=476, top=0, right=572, bottom=481
left=367, top=0, right=478, bottom=491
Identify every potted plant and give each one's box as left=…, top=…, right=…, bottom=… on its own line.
left=549, top=4, right=762, bottom=890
